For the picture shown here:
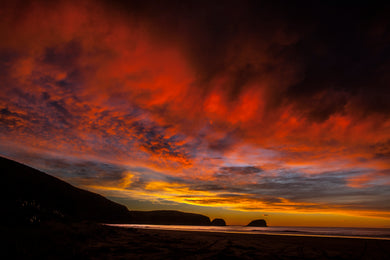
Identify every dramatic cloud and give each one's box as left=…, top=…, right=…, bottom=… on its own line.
left=1, top=0, right=390, bottom=226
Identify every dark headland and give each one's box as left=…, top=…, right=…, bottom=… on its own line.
left=2, top=156, right=390, bottom=259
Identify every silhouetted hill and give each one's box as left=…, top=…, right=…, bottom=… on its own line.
left=0, top=156, right=211, bottom=226
left=0, top=156, right=132, bottom=224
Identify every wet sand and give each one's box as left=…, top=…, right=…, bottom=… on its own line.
left=2, top=222, right=390, bottom=259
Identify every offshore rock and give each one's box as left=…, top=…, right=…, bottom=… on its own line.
left=247, top=219, right=267, bottom=227
left=210, top=218, right=226, bottom=226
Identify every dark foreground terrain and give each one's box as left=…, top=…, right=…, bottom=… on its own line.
left=1, top=222, right=390, bottom=259
left=1, top=156, right=389, bottom=259
left=0, top=156, right=211, bottom=226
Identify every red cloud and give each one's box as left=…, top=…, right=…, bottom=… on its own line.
left=1, top=0, right=390, bottom=222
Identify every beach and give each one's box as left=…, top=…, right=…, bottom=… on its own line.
left=2, top=222, right=390, bottom=259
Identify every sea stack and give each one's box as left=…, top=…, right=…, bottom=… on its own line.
left=210, top=218, right=226, bottom=226
left=247, top=219, right=267, bottom=227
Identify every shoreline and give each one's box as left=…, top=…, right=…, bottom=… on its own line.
left=107, top=224, right=390, bottom=241
left=2, top=222, right=390, bottom=259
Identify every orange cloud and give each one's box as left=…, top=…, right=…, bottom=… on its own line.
left=347, top=171, right=390, bottom=188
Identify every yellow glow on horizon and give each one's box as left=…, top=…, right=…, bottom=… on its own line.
left=84, top=181, right=390, bottom=228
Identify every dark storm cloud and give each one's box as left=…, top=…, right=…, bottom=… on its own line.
left=0, top=40, right=191, bottom=165
left=0, top=149, right=160, bottom=190
left=104, top=0, right=390, bottom=121
left=371, top=140, right=390, bottom=159
left=0, top=108, right=11, bottom=116
left=42, top=158, right=127, bottom=181
left=43, top=40, right=82, bottom=69
left=218, top=166, right=263, bottom=176
left=281, top=3, right=390, bottom=119
left=48, top=100, right=72, bottom=123
left=191, top=169, right=387, bottom=204
left=0, top=107, right=29, bottom=130
left=192, top=184, right=244, bottom=193
left=180, top=168, right=390, bottom=211
left=135, top=124, right=190, bottom=163
left=207, top=134, right=237, bottom=152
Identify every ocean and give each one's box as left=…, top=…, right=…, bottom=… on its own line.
left=107, top=224, right=390, bottom=240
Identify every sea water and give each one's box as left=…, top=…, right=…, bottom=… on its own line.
left=106, top=224, right=390, bottom=240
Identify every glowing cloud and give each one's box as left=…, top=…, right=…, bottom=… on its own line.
left=1, top=0, right=390, bottom=226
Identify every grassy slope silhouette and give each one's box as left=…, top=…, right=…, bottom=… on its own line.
left=0, top=156, right=210, bottom=225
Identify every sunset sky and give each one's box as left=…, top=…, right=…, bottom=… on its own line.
left=1, top=0, right=390, bottom=227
